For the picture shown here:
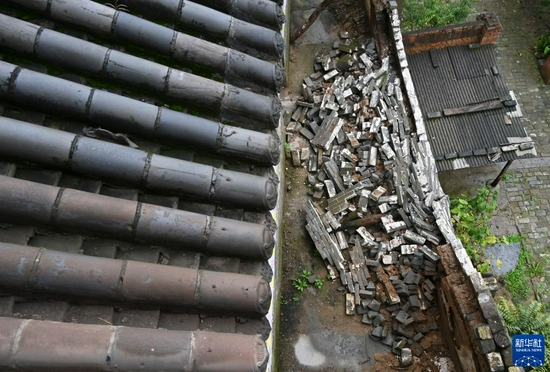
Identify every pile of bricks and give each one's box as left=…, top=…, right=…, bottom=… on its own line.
left=286, top=2, right=518, bottom=369
left=286, top=34, right=446, bottom=362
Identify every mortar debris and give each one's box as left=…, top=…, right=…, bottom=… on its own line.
left=286, top=35, right=451, bottom=361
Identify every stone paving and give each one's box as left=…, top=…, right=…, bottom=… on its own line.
left=470, top=0, right=550, bottom=296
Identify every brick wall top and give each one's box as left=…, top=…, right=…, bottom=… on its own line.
left=402, top=12, right=503, bottom=55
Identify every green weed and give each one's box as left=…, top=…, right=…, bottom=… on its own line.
left=402, top=0, right=476, bottom=31
left=502, top=234, right=522, bottom=245
left=314, top=279, right=324, bottom=289
left=504, top=247, right=534, bottom=301
left=292, top=269, right=312, bottom=293
left=477, top=260, right=491, bottom=274
left=498, top=297, right=550, bottom=335
left=498, top=298, right=550, bottom=371
left=528, top=262, right=546, bottom=277
left=292, top=278, right=308, bottom=292
left=450, top=187, right=499, bottom=267
left=291, top=269, right=326, bottom=295
left=536, top=33, right=550, bottom=58
left=505, top=268, right=531, bottom=301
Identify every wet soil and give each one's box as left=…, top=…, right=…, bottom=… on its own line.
left=277, top=164, right=384, bottom=371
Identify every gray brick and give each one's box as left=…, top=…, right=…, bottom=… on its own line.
left=29, top=233, right=83, bottom=254
left=0, top=296, right=14, bottom=316
left=0, top=225, right=35, bottom=245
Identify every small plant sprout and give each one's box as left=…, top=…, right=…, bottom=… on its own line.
left=292, top=276, right=308, bottom=292
left=105, top=0, right=130, bottom=12
left=477, top=260, right=491, bottom=274
left=291, top=269, right=312, bottom=293
left=502, top=234, right=522, bottom=245
left=536, top=33, right=550, bottom=58
left=292, top=269, right=326, bottom=295
left=301, top=269, right=312, bottom=278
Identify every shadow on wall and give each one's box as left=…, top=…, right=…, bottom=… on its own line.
left=438, top=165, right=501, bottom=198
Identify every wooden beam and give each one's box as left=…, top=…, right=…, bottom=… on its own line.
left=490, top=160, right=513, bottom=188
left=290, top=0, right=337, bottom=44
left=443, top=100, right=503, bottom=117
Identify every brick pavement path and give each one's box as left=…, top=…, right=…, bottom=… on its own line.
left=470, top=0, right=550, bottom=298
left=503, top=164, right=550, bottom=303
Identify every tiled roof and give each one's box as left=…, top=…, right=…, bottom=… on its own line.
left=408, top=45, right=535, bottom=171
left=0, top=0, right=284, bottom=371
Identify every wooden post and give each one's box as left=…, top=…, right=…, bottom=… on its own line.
left=290, top=0, right=336, bottom=43
left=490, top=160, right=513, bottom=187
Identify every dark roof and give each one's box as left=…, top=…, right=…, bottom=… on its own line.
left=0, top=0, right=284, bottom=371
left=408, top=45, right=535, bottom=171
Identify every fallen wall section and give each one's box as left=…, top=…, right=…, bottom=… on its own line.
left=384, top=4, right=515, bottom=372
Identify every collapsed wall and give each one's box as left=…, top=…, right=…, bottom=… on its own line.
left=379, top=1, right=516, bottom=371
left=287, top=0, right=516, bottom=370
left=287, top=37, right=448, bottom=368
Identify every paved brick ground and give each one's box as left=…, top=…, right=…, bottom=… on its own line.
left=471, top=0, right=550, bottom=296
left=505, top=166, right=550, bottom=249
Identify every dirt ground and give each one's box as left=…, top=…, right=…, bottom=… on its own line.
left=277, top=164, right=383, bottom=371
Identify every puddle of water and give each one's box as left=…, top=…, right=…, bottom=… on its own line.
left=293, top=329, right=388, bottom=371
left=484, top=242, right=521, bottom=275
left=294, top=334, right=326, bottom=367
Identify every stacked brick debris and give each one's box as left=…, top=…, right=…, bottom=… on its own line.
left=286, top=2, right=516, bottom=370
left=0, top=0, right=285, bottom=371
left=288, top=35, right=445, bottom=364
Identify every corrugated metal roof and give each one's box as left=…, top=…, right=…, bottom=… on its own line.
left=408, top=45, right=534, bottom=171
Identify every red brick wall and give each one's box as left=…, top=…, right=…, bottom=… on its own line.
left=402, top=12, right=503, bottom=55
left=542, top=57, right=550, bottom=85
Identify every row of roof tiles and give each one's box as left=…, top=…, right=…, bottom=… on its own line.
left=0, top=0, right=285, bottom=370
